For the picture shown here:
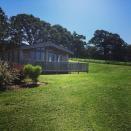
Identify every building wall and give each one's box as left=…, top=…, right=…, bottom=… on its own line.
left=1, top=46, right=70, bottom=64
left=46, top=49, right=69, bottom=62
left=1, top=48, right=20, bottom=63
left=21, top=47, right=69, bottom=63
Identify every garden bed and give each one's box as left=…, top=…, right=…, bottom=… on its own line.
left=5, top=82, right=48, bottom=90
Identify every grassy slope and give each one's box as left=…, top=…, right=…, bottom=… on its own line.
left=0, top=63, right=131, bottom=131
left=70, top=58, right=131, bottom=66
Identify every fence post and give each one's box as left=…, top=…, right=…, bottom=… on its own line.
left=87, top=63, right=89, bottom=73
left=78, top=62, right=79, bottom=74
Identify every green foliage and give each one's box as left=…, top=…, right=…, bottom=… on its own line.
left=23, top=64, right=33, bottom=76
left=0, top=63, right=131, bottom=130
left=0, top=7, right=8, bottom=42
left=72, top=32, right=86, bottom=58
left=0, top=60, right=17, bottom=88
left=126, top=45, right=131, bottom=61
left=88, top=30, right=127, bottom=61
left=71, top=58, right=131, bottom=66
left=9, top=14, right=87, bottom=57
left=1, top=7, right=131, bottom=61
left=24, top=64, right=42, bottom=83
left=29, top=65, right=42, bottom=83
left=10, top=14, right=50, bottom=45
left=12, top=71, right=25, bottom=85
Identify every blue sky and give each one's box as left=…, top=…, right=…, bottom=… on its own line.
left=0, top=0, right=131, bottom=44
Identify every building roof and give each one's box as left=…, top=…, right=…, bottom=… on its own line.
left=21, top=42, right=73, bottom=55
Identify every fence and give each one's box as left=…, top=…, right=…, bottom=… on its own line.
left=34, top=61, right=88, bottom=73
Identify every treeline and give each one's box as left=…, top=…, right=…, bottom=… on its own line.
left=0, top=7, right=131, bottom=61
left=0, top=7, right=86, bottom=58
left=87, top=30, right=131, bottom=61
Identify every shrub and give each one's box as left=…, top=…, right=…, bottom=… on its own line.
left=24, top=64, right=42, bottom=84
left=15, top=70, right=25, bottom=84
left=0, top=60, right=18, bottom=88
left=30, top=65, right=42, bottom=83
left=23, top=64, right=33, bottom=76
left=12, top=64, right=25, bottom=84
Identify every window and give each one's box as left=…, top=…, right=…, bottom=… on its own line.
left=56, top=55, right=59, bottom=62
left=49, top=55, right=52, bottom=62
left=35, top=48, right=44, bottom=61
left=48, top=52, right=55, bottom=62
left=36, top=51, right=40, bottom=60
left=41, top=52, right=45, bottom=61
left=58, top=55, right=62, bottom=62
left=48, top=53, right=52, bottom=62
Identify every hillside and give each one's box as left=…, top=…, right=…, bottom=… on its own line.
left=0, top=63, right=131, bottom=131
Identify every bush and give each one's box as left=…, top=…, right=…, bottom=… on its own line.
left=0, top=60, right=18, bottom=88
left=23, top=64, right=33, bottom=76
left=10, top=63, right=25, bottom=85
left=30, top=65, right=42, bottom=83
left=24, top=64, right=42, bottom=84
left=12, top=69, right=25, bottom=85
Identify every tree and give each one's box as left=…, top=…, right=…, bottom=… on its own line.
left=0, top=7, right=10, bottom=60
left=9, top=14, right=51, bottom=45
left=72, top=32, right=87, bottom=58
left=86, top=45, right=101, bottom=59
left=49, top=24, right=73, bottom=49
left=0, top=7, right=8, bottom=43
left=89, top=30, right=127, bottom=61
left=125, top=45, right=131, bottom=61
left=0, top=7, right=88, bottom=59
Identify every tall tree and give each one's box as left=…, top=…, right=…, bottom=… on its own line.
left=125, top=45, right=131, bottom=61
left=0, top=7, right=8, bottom=43
left=49, top=24, right=73, bottom=49
left=89, top=30, right=127, bottom=61
left=72, top=32, right=86, bottom=58
left=0, top=7, right=9, bottom=60
left=0, top=8, right=88, bottom=58
left=9, top=14, right=51, bottom=45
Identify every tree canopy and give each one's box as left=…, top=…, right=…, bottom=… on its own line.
left=0, top=7, right=131, bottom=61
left=8, top=13, right=86, bottom=57
left=88, top=30, right=127, bottom=61
left=9, top=14, right=51, bottom=45
left=0, top=7, right=8, bottom=43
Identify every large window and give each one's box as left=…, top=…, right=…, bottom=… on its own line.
left=47, top=52, right=66, bottom=62
left=41, top=51, right=45, bottom=61
left=36, top=48, right=41, bottom=60
left=35, top=48, right=44, bottom=61
left=48, top=52, right=55, bottom=62
left=55, top=54, right=62, bottom=62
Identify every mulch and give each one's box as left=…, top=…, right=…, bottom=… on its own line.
left=5, top=82, right=48, bottom=91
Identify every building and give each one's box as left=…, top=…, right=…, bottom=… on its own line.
left=0, top=42, right=73, bottom=64
left=0, top=42, right=88, bottom=73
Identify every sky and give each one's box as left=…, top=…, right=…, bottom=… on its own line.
left=0, top=0, right=131, bottom=44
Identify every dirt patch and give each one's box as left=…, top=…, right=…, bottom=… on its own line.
left=6, top=82, right=48, bottom=90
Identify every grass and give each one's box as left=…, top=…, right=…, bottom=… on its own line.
left=0, top=63, right=131, bottom=131
left=70, top=58, right=131, bottom=66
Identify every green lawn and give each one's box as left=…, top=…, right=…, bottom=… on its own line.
left=70, top=58, right=131, bottom=66
left=0, top=63, right=131, bottom=131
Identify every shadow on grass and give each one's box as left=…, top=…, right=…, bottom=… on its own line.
left=0, top=82, right=48, bottom=92
left=21, top=82, right=44, bottom=88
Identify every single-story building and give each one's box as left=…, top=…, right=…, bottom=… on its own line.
left=0, top=42, right=88, bottom=73
left=0, top=42, right=73, bottom=64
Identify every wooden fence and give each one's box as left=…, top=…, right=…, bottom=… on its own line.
left=34, top=61, right=88, bottom=73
